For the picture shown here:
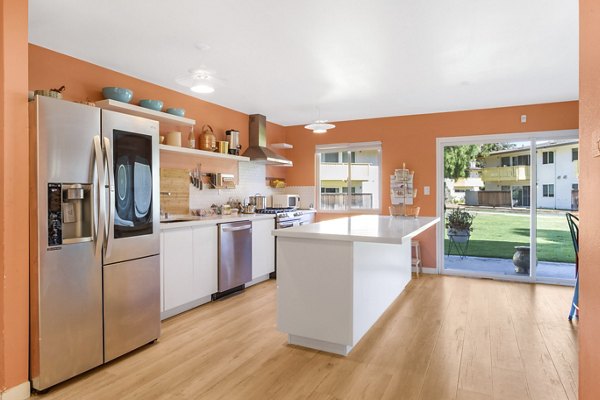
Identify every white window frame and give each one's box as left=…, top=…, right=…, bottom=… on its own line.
left=315, top=141, right=382, bottom=213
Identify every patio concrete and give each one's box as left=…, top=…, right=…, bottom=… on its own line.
left=444, top=255, right=576, bottom=284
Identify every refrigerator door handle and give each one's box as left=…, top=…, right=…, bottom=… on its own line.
left=93, top=135, right=105, bottom=257
left=104, top=136, right=116, bottom=257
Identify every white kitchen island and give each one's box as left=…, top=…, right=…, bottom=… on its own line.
left=274, top=215, right=440, bottom=356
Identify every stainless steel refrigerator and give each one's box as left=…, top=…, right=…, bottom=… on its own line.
left=29, top=96, right=161, bottom=390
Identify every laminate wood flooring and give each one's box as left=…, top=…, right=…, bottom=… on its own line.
left=33, top=276, right=578, bottom=400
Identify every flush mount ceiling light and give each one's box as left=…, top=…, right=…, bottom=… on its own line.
left=304, top=107, right=335, bottom=134
left=176, top=68, right=217, bottom=94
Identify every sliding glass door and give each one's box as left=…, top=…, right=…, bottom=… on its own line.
left=437, top=131, right=578, bottom=285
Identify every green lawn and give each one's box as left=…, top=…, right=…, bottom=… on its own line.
left=444, top=211, right=576, bottom=263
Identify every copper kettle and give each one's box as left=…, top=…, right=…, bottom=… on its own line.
left=199, top=124, right=217, bottom=151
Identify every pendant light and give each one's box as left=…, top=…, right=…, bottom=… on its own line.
left=304, top=107, right=335, bottom=134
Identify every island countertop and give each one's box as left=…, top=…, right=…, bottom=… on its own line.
left=272, top=215, right=440, bottom=244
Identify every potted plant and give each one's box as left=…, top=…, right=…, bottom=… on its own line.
left=446, top=208, right=474, bottom=243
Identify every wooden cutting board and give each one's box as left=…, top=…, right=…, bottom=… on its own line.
left=160, top=168, right=190, bottom=215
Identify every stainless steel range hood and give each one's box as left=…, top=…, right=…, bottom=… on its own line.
left=242, top=114, right=292, bottom=166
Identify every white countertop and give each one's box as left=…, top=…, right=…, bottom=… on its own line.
left=160, top=213, right=275, bottom=230
left=273, top=215, right=440, bottom=244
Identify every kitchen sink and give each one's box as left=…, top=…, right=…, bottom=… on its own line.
left=160, top=215, right=203, bottom=223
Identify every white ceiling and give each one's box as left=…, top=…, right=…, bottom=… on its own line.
left=28, top=0, right=578, bottom=126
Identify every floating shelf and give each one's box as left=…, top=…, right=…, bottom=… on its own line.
left=270, top=143, right=293, bottom=149
left=159, top=144, right=250, bottom=162
left=96, top=99, right=196, bottom=127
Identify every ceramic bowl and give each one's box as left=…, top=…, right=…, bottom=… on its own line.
left=166, top=108, right=185, bottom=117
left=139, top=99, right=163, bottom=111
left=102, top=87, right=133, bottom=103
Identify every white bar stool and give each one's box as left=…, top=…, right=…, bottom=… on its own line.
left=411, top=240, right=422, bottom=278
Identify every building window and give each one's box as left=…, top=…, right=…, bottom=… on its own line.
left=542, top=151, right=554, bottom=165
left=572, top=148, right=578, bottom=161
left=572, top=183, right=579, bottom=191
left=512, top=155, right=530, bottom=166
left=501, top=157, right=511, bottom=167
left=543, top=184, right=555, bottom=198
left=501, top=185, right=510, bottom=191
left=316, top=142, right=382, bottom=211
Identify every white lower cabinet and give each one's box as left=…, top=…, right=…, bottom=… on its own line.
left=252, top=218, right=276, bottom=279
left=161, top=225, right=218, bottom=318
left=162, top=227, right=195, bottom=311
left=192, top=225, right=218, bottom=299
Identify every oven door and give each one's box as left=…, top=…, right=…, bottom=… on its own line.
left=102, top=110, right=160, bottom=265
left=277, top=218, right=301, bottom=229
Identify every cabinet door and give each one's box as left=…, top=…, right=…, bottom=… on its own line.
left=192, top=225, right=218, bottom=298
left=252, top=219, right=276, bottom=279
left=163, top=227, right=195, bottom=310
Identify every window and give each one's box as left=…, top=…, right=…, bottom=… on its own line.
left=501, top=185, right=511, bottom=191
left=543, top=184, right=555, bottom=198
left=321, top=153, right=339, bottom=163
left=572, top=183, right=579, bottom=191
left=512, top=155, right=530, bottom=166
left=501, top=157, right=511, bottom=167
left=542, top=151, right=554, bottom=164
left=572, top=148, right=579, bottom=161
left=316, top=142, right=381, bottom=211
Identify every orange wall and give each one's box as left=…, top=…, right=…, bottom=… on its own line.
left=285, top=102, right=579, bottom=267
left=1, top=0, right=30, bottom=392
left=578, top=0, right=600, bottom=398
left=28, top=44, right=286, bottom=179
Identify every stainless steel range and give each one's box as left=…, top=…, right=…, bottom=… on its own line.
left=256, top=208, right=315, bottom=228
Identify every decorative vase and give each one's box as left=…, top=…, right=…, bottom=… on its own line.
left=513, top=246, right=530, bottom=274
left=447, top=228, right=470, bottom=243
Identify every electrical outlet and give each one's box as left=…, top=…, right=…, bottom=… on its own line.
left=521, top=115, right=527, bottom=123
left=424, top=186, right=430, bottom=195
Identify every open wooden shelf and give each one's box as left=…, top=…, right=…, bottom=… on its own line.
left=159, top=144, right=250, bottom=162
left=270, top=143, right=293, bottom=149
left=96, top=99, right=196, bottom=127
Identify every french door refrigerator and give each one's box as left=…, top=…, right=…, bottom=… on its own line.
left=29, top=96, right=160, bottom=390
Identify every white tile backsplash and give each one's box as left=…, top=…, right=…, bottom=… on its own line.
left=189, top=162, right=284, bottom=210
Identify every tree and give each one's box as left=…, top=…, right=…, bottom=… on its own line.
left=444, top=143, right=516, bottom=179
left=444, top=145, right=480, bottom=179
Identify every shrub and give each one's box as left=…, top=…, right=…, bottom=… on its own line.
left=446, top=208, right=475, bottom=232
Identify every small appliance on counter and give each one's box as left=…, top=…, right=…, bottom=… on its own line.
left=226, top=129, right=241, bottom=155
left=249, top=193, right=267, bottom=210
left=272, top=194, right=300, bottom=209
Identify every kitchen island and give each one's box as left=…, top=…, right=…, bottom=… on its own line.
left=274, top=215, right=440, bottom=356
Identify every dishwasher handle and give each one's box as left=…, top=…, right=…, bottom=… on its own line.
left=221, top=223, right=252, bottom=232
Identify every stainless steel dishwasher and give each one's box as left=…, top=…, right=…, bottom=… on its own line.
left=215, top=220, right=252, bottom=299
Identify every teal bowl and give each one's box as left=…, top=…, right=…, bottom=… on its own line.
left=166, top=108, right=185, bottom=117
left=102, top=87, right=133, bottom=103
left=139, top=99, right=163, bottom=111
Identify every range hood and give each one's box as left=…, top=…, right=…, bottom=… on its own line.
left=242, top=114, right=292, bottom=166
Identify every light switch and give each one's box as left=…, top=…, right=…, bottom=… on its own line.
left=424, top=186, right=430, bottom=195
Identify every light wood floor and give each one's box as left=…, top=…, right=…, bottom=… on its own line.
left=34, top=275, right=578, bottom=400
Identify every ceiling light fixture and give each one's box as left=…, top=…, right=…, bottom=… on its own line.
left=304, top=107, right=335, bottom=134
left=190, top=84, right=215, bottom=94
left=304, top=120, right=335, bottom=134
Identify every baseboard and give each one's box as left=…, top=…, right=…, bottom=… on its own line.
left=0, top=381, right=30, bottom=400
left=245, top=274, right=271, bottom=288
left=161, top=295, right=212, bottom=320
left=413, top=266, right=438, bottom=275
